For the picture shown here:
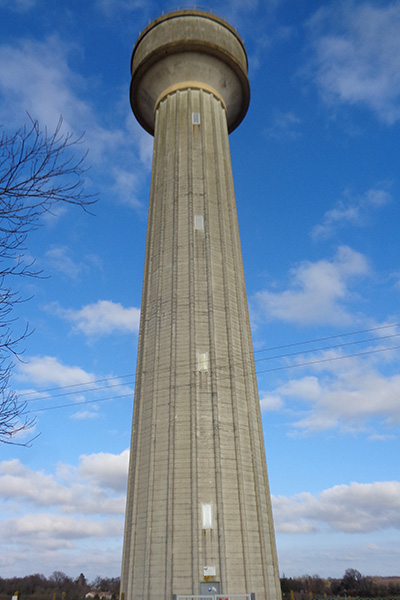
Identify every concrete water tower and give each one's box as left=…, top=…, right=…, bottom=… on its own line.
left=120, top=10, right=282, bottom=600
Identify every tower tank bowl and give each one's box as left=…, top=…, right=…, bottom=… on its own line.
left=130, top=9, right=250, bottom=134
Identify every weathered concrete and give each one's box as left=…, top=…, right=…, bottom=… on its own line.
left=121, top=10, right=281, bottom=600
left=129, top=9, right=249, bottom=134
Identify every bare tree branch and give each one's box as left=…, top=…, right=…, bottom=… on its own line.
left=0, top=116, right=97, bottom=444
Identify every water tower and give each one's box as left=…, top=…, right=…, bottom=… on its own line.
left=120, top=10, right=282, bottom=600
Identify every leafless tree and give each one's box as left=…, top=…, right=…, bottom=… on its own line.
left=0, top=117, right=96, bottom=444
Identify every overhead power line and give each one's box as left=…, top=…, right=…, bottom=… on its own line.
left=254, top=322, right=400, bottom=353
left=24, top=380, right=135, bottom=404
left=255, top=332, right=400, bottom=363
left=28, top=340, right=400, bottom=415
left=21, top=322, right=400, bottom=403
left=19, top=373, right=134, bottom=397
left=33, top=393, right=133, bottom=413
left=257, top=344, right=400, bottom=374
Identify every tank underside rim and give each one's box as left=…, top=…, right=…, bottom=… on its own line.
left=130, top=42, right=250, bottom=135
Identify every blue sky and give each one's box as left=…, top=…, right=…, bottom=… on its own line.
left=1, top=0, right=400, bottom=582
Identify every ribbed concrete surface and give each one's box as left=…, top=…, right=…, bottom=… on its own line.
left=120, top=84, right=281, bottom=600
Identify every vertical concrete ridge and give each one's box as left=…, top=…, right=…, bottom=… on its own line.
left=164, top=91, right=176, bottom=599
left=202, top=88, right=228, bottom=590
left=211, top=90, right=252, bottom=593
left=188, top=88, right=200, bottom=595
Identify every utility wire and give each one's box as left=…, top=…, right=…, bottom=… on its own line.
left=19, top=373, right=134, bottom=397
left=256, top=344, right=400, bottom=374
left=21, top=324, right=400, bottom=402
left=23, top=331, right=400, bottom=406
left=253, top=322, right=400, bottom=354
left=24, top=380, right=135, bottom=404
left=29, top=341, right=400, bottom=415
left=255, top=332, right=400, bottom=363
left=33, top=393, right=133, bottom=413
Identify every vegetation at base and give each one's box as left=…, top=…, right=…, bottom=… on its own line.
left=1, top=569, right=400, bottom=600
left=0, top=573, right=119, bottom=600
left=281, top=569, right=400, bottom=600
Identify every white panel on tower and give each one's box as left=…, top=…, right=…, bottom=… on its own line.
left=197, top=352, right=208, bottom=372
left=201, top=503, right=213, bottom=529
left=194, top=215, right=204, bottom=230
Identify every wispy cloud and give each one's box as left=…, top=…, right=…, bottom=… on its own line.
left=307, top=2, right=400, bottom=124
left=94, top=0, right=150, bottom=16
left=312, top=188, right=392, bottom=240
left=265, top=111, right=302, bottom=140
left=0, top=0, right=38, bottom=12
left=0, top=35, right=151, bottom=209
left=0, top=36, right=89, bottom=133
left=50, top=300, right=140, bottom=336
left=70, top=410, right=100, bottom=421
left=44, top=246, right=102, bottom=280
left=253, top=246, right=369, bottom=326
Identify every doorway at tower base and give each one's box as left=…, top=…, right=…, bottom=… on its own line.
left=173, top=593, right=255, bottom=600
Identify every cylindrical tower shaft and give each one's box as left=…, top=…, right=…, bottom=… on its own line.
left=121, top=11, right=281, bottom=600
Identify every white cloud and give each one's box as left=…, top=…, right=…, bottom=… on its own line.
left=312, top=188, right=392, bottom=240
left=16, top=356, right=133, bottom=423
left=0, top=457, right=126, bottom=515
left=0, top=450, right=129, bottom=504
left=52, top=300, right=140, bottom=336
left=78, top=450, right=129, bottom=493
left=70, top=409, right=100, bottom=420
left=0, top=454, right=127, bottom=576
left=260, top=341, right=400, bottom=434
left=308, top=3, right=400, bottom=124
left=17, top=355, right=95, bottom=386
left=259, top=392, right=283, bottom=412
left=253, top=246, right=369, bottom=326
left=0, top=513, right=123, bottom=541
left=0, top=459, right=66, bottom=505
left=273, top=481, right=400, bottom=534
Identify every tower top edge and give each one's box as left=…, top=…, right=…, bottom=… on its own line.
left=133, top=9, right=248, bottom=70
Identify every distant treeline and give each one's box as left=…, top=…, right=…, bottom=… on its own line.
left=281, top=570, right=400, bottom=599
left=1, top=569, right=400, bottom=600
left=0, top=573, right=119, bottom=600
